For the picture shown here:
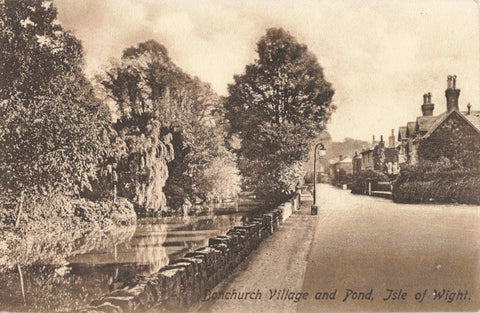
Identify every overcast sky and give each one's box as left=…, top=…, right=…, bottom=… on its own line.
left=55, top=0, right=480, bottom=142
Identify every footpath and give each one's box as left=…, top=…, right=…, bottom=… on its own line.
left=195, top=198, right=319, bottom=313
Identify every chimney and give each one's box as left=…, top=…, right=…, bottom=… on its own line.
left=339, top=155, right=343, bottom=161
left=380, top=135, right=383, bottom=142
left=467, top=103, right=472, bottom=115
left=445, top=75, right=460, bottom=112
left=421, top=92, right=434, bottom=116
left=388, top=129, right=395, bottom=147
left=372, top=135, right=375, bottom=144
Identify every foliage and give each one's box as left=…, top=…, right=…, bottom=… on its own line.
left=100, top=41, right=185, bottom=213
left=101, top=40, right=240, bottom=211
left=0, top=0, right=110, bottom=197
left=417, top=112, right=480, bottom=169
left=225, top=28, right=335, bottom=201
left=392, top=156, right=480, bottom=204
left=393, top=173, right=480, bottom=204
left=373, top=141, right=386, bottom=171
left=350, top=169, right=389, bottom=195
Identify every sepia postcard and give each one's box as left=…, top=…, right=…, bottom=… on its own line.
left=0, top=0, right=479, bottom=312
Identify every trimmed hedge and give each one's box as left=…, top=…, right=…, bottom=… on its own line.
left=393, top=172, right=480, bottom=204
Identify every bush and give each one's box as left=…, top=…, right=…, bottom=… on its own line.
left=351, top=170, right=389, bottom=195
left=393, top=157, right=480, bottom=204
left=393, top=174, right=480, bottom=204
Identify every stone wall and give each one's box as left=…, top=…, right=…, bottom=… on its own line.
left=79, top=194, right=300, bottom=313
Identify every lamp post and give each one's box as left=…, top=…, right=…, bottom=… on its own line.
left=311, top=142, right=326, bottom=215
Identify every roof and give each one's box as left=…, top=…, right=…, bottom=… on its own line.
left=406, top=122, right=416, bottom=137
left=423, top=110, right=480, bottom=139
left=398, top=127, right=407, bottom=141
left=360, top=148, right=373, bottom=154
left=337, top=157, right=352, bottom=164
left=416, top=116, right=439, bottom=133
left=461, top=110, right=480, bottom=130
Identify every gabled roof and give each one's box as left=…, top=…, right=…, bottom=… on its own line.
left=461, top=110, right=480, bottom=131
left=422, top=110, right=480, bottom=139
left=398, top=126, right=407, bottom=141
left=416, top=116, right=439, bottom=133
left=406, top=122, right=416, bottom=137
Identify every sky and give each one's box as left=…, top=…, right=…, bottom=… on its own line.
left=54, top=0, right=480, bottom=142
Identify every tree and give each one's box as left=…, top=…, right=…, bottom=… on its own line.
left=0, top=0, right=110, bottom=197
left=100, top=40, right=240, bottom=212
left=225, top=28, right=335, bottom=201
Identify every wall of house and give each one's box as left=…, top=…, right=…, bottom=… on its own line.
left=418, top=113, right=480, bottom=167
left=361, top=151, right=374, bottom=170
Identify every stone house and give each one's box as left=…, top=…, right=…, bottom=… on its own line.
left=397, top=75, right=480, bottom=167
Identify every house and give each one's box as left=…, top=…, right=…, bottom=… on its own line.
left=330, top=155, right=353, bottom=185
left=397, top=75, right=480, bottom=167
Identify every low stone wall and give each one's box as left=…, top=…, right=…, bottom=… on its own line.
left=79, top=195, right=300, bottom=313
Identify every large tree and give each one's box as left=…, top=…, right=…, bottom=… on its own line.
left=225, top=28, right=335, bottom=200
left=101, top=40, right=240, bottom=212
left=0, top=0, right=110, bottom=197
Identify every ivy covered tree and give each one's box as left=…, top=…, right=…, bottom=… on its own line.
left=225, top=28, right=335, bottom=201
left=0, top=0, right=110, bottom=197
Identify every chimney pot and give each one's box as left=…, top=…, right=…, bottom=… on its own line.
left=467, top=103, right=472, bottom=115
left=421, top=92, right=434, bottom=116
left=445, top=75, right=460, bottom=112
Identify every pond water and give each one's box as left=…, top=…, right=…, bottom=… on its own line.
left=0, top=201, right=262, bottom=312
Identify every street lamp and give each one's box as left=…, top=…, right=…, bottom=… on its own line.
left=311, top=142, right=326, bottom=215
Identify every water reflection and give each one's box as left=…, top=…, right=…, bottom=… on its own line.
left=0, top=205, right=251, bottom=312
left=132, top=223, right=169, bottom=273
left=0, top=225, right=136, bottom=312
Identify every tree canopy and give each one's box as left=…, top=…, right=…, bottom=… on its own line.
left=100, top=40, right=240, bottom=212
left=0, top=0, right=110, bottom=196
left=225, top=28, right=335, bottom=200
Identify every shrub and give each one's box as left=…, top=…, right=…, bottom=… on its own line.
left=351, top=170, right=389, bottom=195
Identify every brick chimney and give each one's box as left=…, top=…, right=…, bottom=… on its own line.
left=421, top=92, right=434, bottom=116
left=445, top=75, right=460, bottom=112
left=388, top=129, right=395, bottom=147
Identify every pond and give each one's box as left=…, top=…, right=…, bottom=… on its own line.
left=0, top=201, right=262, bottom=312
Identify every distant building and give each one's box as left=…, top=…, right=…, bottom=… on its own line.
left=352, top=152, right=362, bottom=175
left=355, top=135, right=399, bottom=176
left=333, top=156, right=353, bottom=174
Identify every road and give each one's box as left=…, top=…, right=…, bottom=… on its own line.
left=197, top=184, right=480, bottom=312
